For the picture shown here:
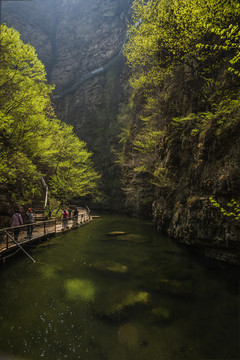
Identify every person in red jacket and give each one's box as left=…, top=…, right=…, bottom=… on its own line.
left=62, top=209, right=69, bottom=229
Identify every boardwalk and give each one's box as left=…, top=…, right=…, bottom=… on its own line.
left=0, top=209, right=91, bottom=261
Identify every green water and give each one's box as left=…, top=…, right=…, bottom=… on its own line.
left=0, top=215, right=239, bottom=360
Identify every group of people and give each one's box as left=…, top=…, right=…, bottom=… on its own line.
left=10, top=208, right=34, bottom=241
left=62, top=208, right=79, bottom=229
left=9, top=206, right=80, bottom=241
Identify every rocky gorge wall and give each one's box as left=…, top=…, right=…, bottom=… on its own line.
left=120, top=105, right=240, bottom=265
left=153, top=112, right=240, bottom=265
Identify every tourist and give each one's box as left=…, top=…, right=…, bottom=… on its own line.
left=26, top=208, right=34, bottom=239
left=73, top=208, right=79, bottom=226
left=10, top=210, right=23, bottom=241
left=62, top=209, right=69, bottom=229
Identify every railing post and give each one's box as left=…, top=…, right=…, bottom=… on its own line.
left=6, top=232, right=9, bottom=249
left=44, top=222, right=46, bottom=235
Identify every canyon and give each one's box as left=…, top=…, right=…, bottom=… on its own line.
left=1, top=0, right=240, bottom=265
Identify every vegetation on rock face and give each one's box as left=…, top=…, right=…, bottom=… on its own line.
left=117, top=0, right=240, bottom=219
left=0, top=24, right=99, bottom=209
left=209, top=197, right=240, bottom=221
left=125, top=0, right=240, bottom=102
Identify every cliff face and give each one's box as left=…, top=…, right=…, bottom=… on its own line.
left=121, top=98, right=240, bottom=265
left=2, top=0, right=132, bottom=210
left=152, top=112, right=240, bottom=265
left=2, top=0, right=131, bottom=88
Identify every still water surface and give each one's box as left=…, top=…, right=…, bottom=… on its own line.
left=0, top=215, right=239, bottom=360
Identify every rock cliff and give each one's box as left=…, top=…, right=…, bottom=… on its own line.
left=152, top=112, right=240, bottom=266
left=121, top=98, right=240, bottom=265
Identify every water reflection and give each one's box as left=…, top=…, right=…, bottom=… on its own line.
left=65, top=279, right=96, bottom=301
left=118, top=323, right=138, bottom=346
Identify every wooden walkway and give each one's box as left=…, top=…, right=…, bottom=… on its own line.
left=0, top=209, right=91, bottom=262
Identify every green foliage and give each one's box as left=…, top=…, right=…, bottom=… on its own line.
left=124, top=0, right=240, bottom=103
left=117, top=103, right=131, bottom=140
left=0, top=24, right=99, bottom=206
left=209, top=197, right=240, bottom=220
left=169, top=112, right=214, bottom=138
left=134, top=128, right=162, bottom=153
left=119, top=0, right=240, bottom=214
left=152, top=166, right=175, bottom=189
left=133, top=124, right=162, bottom=175
left=47, top=122, right=100, bottom=204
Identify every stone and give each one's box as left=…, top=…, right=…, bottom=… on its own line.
left=153, top=278, right=193, bottom=298
left=94, top=291, right=149, bottom=320
left=106, top=231, right=128, bottom=236
left=151, top=307, right=172, bottom=322
left=105, top=232, right=147, bottom=243
left=88, top=260, right=128, bottom=274
left=116, top=234, right=147, bottom=243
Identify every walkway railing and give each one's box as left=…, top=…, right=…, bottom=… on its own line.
left=0, top=211, right=91, bottom=255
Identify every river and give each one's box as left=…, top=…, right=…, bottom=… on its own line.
left=0, top=215, right=239, bottom=360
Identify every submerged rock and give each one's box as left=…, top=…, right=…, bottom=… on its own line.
left=89, top=260, right=128, bottom=274
left=151, top=307, right=172, bottom=322
left=117, top=233, right=147, bottom=243
left=94, top=291, right=149, bottom=320
left=105, top=231, right=128, bottom=236
left=104, top=232, right=147, bottom=243
left=154, top=278, right=193, bottom=298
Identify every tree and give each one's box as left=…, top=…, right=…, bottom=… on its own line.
left=47, top=122, right=100, bottom=204
left=0, top=24, right=99, bottom=207
left=124, top=0, right=240, bottom=106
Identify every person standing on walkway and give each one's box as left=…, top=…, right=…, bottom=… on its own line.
left=26, top=208, right=34, bottom=239
left=10, top=210, right=23, bottom=241
left=73, top=208, right=79, bottom=226
left=62, top=209, right=69, bottom=229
